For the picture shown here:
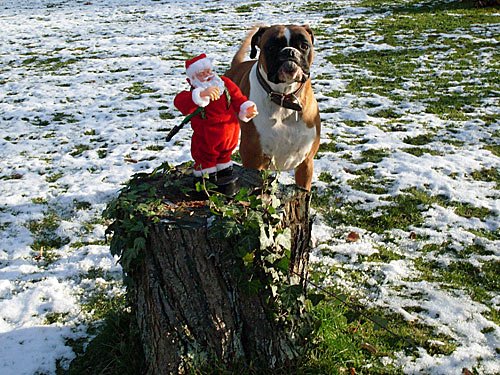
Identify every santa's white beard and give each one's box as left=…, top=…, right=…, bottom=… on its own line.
left=191, top=74, right=225, bottom=92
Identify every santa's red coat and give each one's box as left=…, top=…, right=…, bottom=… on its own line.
left=174, top=76, right=250, bottom=171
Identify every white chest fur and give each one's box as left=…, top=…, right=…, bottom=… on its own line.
left=248, top=64, right=316, bottom=171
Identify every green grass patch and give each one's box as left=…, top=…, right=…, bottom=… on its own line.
left=22, top=56, right=79, bottom=72
left=364, top=246, right=404, bottom=263
left=123, top=82, right=158, bottom=98
left=70, top=144, right=92, bottom=157
left=451, top=202, right=491, bottom=220
left=44, top=311, right=69, bottom=325
left=145, top=144, right=164, bottom=151
left=97, top=149, right=108, bottom=159
left=32, top=197, right=48, bottom=204
left=52, top=112, right=78, bottom=123
left=46, top=171, right=64, bottom=183
left=201, top=7, right=224, bottom=14
left=27, top=210, right=69, bottom=263
left=327, top=49, right=419, bottom=77
left=235, top=3, right=261, bottom=13
left=353, top=148, right=390, bottom=164
left=301, top=282, right=457, bottom=372
left=31, top=117, right=50, bottom=127
left=484, top=144, right=500, bottom=157
left=413, top=257, right=499, bottom=304
left=403, top=133, right=435, bottom=146
left=319, top=186, right=447, bottom=234
left=67, top=307, right=144, bottom=375
left=298, top=1, right=337, bottom=12
left=318, top=172, right=335, bottom=184
left=81, top=284, right=126, bottom=321
left=324, top=197, right=424, bottom=234
left=371, top=108, right=402, bottom=119
left=402, top=147, right=443, bottom=157
left=468, top=228, right=500, bottom=241
left=347, top=174, right=392, bottom=195
left=423, top=95, right=477, bottom=121
left=159, top=112, right=175, bottom=120
left=470, top=167, right=500, bottom=189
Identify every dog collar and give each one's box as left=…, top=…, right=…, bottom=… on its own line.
left=256, top=66, right=305, bottom=112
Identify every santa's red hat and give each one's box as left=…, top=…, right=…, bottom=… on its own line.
left=185, top=53, right=212, bottom=78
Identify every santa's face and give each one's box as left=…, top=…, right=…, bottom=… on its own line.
left=190, top=68, right=225, bottom=92
left=194, top=68, right=214, bottom=83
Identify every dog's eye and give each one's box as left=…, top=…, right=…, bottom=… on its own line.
left=299, top=42, right=310, bottom=51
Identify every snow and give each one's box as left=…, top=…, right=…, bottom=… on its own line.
left=0, top=0, right=499, bottom=374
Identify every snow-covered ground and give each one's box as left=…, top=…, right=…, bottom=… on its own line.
left=0, top=0, right=498, bottom=374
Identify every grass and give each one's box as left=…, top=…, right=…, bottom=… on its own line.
left=353, top=149, right=390, bottom=164
left=347, top=174, right=392, bottom=195
left=323, top=194, right=426, bottom=235
left=67, top=308, right=144, bottom=375
left=27, top=210, right=69, bottom=264
left=70, top=144, right=92, bottom=157
left=123, top=82, right=158, bottom=99
left=413, top=257, right=499, bottom=306
left=235, top=3, right=261, bottom=13
left=21, top=55, right=80, bottom=72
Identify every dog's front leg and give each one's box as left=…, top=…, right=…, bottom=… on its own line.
left=294, top=157, right=314, bottom=191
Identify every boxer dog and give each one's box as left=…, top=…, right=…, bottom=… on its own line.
left=225, top=25, right=320, bottom=191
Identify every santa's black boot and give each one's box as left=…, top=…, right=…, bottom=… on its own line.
left=216, top=166, right=239, bottom=197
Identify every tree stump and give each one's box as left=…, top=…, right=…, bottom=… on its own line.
left=104, top=163, right=313, bottom=374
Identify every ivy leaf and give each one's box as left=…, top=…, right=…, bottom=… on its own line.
left=307, top=293, right=325, bottom=306
left=109, top=232, right=126, bottom=258
left=242, top=251, right=254, bottom=266
left=233, top=187, right=250, bottom=202
left=208, top=217, right=243, bottom=239
left=275, top=257, right=290, bottom=273
left=131, top=220, right=146, bottom=233
left=259, top=224, right=275, bottom=249
left=281, top=284, right=304, bottom=304
left=271, top=195, right=281, bottom=209
left=122, top=245, right=139, bottom=270
left=248, top=195, right=262, bottom=209
left=209, top=194, right=223, bottom=209
left=244, top=279, right=262, bottom=294
left=246, top=210, right=263, bottom=230
left=237, top=234, right=259, bottom=255
left=270, top=284, right=278, bottom=297
left=133, top=237, right=146, bottom=251
left=275, top=228, right=291, bottom=250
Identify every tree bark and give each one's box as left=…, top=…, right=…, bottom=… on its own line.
left=126, top=165, right=312, bottom=374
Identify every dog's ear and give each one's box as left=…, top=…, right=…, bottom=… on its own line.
left=302, top=24, right=315, bottom=45
left=250, top=27, right=268, bottom=59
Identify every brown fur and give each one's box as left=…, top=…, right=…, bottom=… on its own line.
left=226, top=25, right=321, bottom=190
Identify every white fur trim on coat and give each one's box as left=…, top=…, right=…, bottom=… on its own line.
left=192, top=87, right=210, bottom=107
left=193, top=166, right=217, bottom=177
left=216, top=161, right=233, bottom=171
left=238, top=100, right=256, bottom=122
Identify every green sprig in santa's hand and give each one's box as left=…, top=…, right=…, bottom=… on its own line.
left=174, top=53, right=258, bottom=195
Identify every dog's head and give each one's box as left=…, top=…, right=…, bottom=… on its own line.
left=250, top=24, right=314, bottom=85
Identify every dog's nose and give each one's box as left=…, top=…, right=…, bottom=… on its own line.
left=279, top=47, right=299, bottom=60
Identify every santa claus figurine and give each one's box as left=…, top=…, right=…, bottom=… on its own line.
left=174, top=53, right=258, bottom=194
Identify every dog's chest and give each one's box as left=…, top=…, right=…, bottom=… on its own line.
left=251, top=102, right=316, bottom=171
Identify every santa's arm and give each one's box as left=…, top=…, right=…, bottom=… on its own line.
left=174, top=89, right=209, bottom=116
left=238, top=100, right=258, bottom=122
left=223, top=77, right=257, bottom=122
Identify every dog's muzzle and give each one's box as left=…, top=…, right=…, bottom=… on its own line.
left=275, top=47, right=309, bottom=82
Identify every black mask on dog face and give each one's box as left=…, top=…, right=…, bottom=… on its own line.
left=250, top=25, right=313, bottom=85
